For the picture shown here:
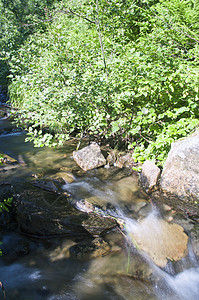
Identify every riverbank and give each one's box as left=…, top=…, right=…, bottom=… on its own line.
left=0, top=100, right=199, bottom=299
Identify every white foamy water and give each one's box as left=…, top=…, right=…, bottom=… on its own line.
left=152, top=264, right=199, bottom=300
left=116, top=208, right=199, bottom=300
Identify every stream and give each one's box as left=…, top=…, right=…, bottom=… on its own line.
left=0, top=95, right=199, bottom=300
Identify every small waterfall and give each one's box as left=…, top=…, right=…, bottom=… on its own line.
left=73, top=184, right=199, bottom=300
left=114, top=207, right=199, bottom=300
left=62, top=173, right=199, bottom=300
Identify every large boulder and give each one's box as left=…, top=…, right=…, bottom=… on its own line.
left=73, top=143, right=106, bottom=171
left=12, top=182, right=116, bottom=237
left=160, top=132, right=199, bottom=213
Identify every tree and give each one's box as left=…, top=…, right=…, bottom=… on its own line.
left=0, top=0, right=59, bottom=89
left=6, top=0, right=199, bottom=167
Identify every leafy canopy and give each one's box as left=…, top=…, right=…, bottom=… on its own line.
left=4, top=0, right=199, bottom=167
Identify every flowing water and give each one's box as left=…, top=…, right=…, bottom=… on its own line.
left=0, top=95, right=199, bottom=300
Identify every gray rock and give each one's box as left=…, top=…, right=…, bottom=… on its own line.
left=160, top=132, right=199, bottom=213
left=73, top=143, right=106, bottom=171
left=140, top=160, right=160, bottom=192
left=114, top=153, right=134, bottom=168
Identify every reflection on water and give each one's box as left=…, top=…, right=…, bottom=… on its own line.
left=0, top=115, right=199, bottom=300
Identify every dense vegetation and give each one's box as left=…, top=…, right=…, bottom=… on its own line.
left=1, top=0, right=199, bottom=167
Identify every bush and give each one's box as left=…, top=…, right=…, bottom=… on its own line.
left=7, top=0, right=199, bottom=166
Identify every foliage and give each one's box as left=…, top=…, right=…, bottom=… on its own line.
left=0, top=154, right=3, bottom=164
left=0, top=0, right=60, bottom=88
left=0, top=197, right=13, bottom=255
left=5, top=0, right=199, bottom=167
left=0, top=197, right=13, bottom=213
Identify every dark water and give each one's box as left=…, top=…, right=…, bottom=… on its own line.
left=0, top=96, right=199, bottom=300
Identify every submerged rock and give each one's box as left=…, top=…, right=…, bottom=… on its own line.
left=73, top=143, right=106, bottom=171
left=0, top=153, right=26, bottom=174
left=32, top=179, right=62, bottom=193
left=49, top=237, right=112, bottom=262
left=140, top=160, right=160, bottom=192
left=85, top=244, right=153, bottom=281
left=1, top=233, right=30, bottom=263
left=128, top=212, right=188, bottom=268
left=50, top=171, right=75, bottom=183
left=0, top=153, right=18, bottom=164
left=115, top=175, right=149, bottom=207
left=160, top=132, right=199, bottom=214
left=69, top=237, right=111, bottom=260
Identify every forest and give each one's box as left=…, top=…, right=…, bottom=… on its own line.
left=0, top=0, right=199, bottom=167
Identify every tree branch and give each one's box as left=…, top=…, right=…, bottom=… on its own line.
left=148, top=5, right=199, bottom=44
left=68, top=8, right=95, bottom=24
left=96, top=0, right=109, bottom=78
left=20, top=8, right=95, bottom=28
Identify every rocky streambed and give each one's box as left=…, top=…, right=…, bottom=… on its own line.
left=0, top=102, right=199, bottom=300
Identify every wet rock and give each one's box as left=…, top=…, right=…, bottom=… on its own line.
left=73, top=143, right=106, bottom=171
left=137, top=202, right=154, bottom=218
left=171, top=215, right=199, bottom=258
left=140, top=160, right=160, bottom=192
left=12, top=183, right=116, bottom=237
left=160, top=132, right=199, bottom=214
left=0, top=153, right=21, bottom=174
left=188, top=224, right=199, bottom=258
left=0, top=153, right=27, bottom=173
left=75, top=197, right=108, bottom=214
left=69, top=237, right=111, bottom=260
left=50, top=171, right=75, bottom=184
left=32, top=179, right=63, bottom=193
left=0, top=153, right=18, bottom=165
left=116, top=175, right=140, bottom=198
left=82, top=213, right=116, bottom=236
left=129, top=213, right=188, bottom=268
